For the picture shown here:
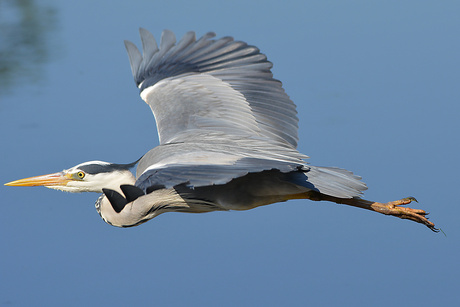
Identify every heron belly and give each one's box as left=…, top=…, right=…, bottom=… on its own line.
left=186, top=170, right=312, bottom=211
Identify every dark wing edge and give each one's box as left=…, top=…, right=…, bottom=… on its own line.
left=135, top=157, right=304, bottom=191
left=136, top=158, right=366, bottom=199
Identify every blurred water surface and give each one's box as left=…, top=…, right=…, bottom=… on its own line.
left=1, top=1, right=459, bottom=306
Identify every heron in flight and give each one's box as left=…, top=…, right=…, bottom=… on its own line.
left=6, top=29, right=437, bottom=231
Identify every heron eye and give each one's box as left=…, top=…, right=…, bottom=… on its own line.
left=76, top=171, right=85, bottom=179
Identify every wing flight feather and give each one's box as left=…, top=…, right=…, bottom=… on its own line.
left=125, top=29, right=299, bottom=147
left=124, top=30, right=367, bottom=198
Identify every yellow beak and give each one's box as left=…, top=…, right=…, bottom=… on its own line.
left=5, top=172, right=72, bottom=187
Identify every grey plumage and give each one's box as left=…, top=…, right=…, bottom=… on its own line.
left=7, top=29, right=367, bottom=226
left=125, top=29, right=298, bottom=147
left=7, top=29, right=439, bottom=231
left=125, top=29, right=367, bottom=201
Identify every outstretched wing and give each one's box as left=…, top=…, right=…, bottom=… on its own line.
left=125, top=29, right=367, bottom=199
left=124, top=29, right=298, bottom=147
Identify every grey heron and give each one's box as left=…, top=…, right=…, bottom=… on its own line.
left=5, top=29, right=437, bottom=231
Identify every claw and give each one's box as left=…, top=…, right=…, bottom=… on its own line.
left=404, top=196, right=418, bottom=203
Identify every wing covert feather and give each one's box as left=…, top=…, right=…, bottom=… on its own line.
left=135, top=134, right=308, bottom=191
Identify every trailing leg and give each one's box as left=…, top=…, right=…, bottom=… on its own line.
left=304, top=191, right=438, bottom=232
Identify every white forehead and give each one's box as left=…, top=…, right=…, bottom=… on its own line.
left=76, top=161, right=110, bottom=168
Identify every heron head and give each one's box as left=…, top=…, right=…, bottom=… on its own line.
left=5, top=161, right=136, bottom=193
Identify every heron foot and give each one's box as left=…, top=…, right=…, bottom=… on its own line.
left=311, top=192, right=439, bottom=232
left=370, top=197, right=439, bottom=232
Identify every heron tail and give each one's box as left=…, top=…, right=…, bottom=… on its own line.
left=288, top=166, right=368, bottom=199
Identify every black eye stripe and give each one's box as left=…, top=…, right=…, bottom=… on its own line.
left=78, top=163, right=135, bottom=174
